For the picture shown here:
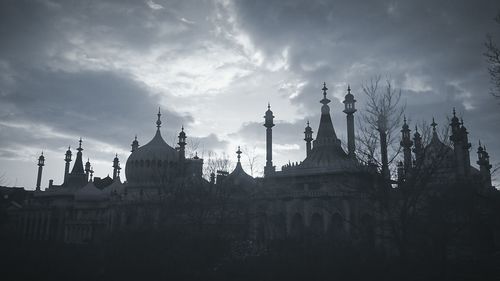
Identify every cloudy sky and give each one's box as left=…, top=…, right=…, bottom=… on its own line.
left=1, top=0, right=499, bottom=189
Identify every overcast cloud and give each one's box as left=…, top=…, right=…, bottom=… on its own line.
left=1, top=0, right=499, bottom=188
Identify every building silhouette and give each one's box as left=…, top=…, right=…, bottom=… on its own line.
left=4, top=83, right=497, bottom=258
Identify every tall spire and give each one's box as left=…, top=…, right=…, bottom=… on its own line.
left=70, top=138, right=85, bottom=175
left=36, top=152, right=45, bottom=191
left=343, top=84, right=357, bottom=157
left=264, top=103, right=275, bottom=177
left=304, top=120, right=313, bottom=157
left=315, top=82, right=339, bottom=147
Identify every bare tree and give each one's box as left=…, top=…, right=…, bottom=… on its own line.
left=242, top=145, right=261, bottom=177
left=484, top=11, right=500, bottom=98
left=357, top=76, right=406, bottom=179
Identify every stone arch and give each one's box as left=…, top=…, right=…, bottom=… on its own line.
left=273, top=213, right=287, bottom=240
left=328, top=212, right=344, bottom=238
left=310, top=212, right=324, bottom=236
left=290, top=213, right=304, bottom=239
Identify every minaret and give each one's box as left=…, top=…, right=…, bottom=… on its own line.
left=178, top=126, right=187, bottom=161
left=412, top=125, right=423, bottom=165
left=304, top=121, right=313, bottom=157
left=85, top=158, right=91, bottom=181
left=90, top=166, right=94, bottom=182
left=400, top=116, right=413, bottom=174
left=460, top=118, right=471, bottom=177
left=378, top=114, right=390, bottom=180
left=36, top=152, right=45, bottom=191
left=343, top=85, right=357, bottom=157
left=64, top=146, right=72, bottom=183
left=264, top=103, right=275, bottom=177
left=131, top=135, right=139, bottom=152
left=449, top=108, right=470, bottom=178
left=112, top=154, right=121, bottom=180
left=477, top=141, right=493, bottom=188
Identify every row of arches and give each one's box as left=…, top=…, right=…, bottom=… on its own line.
left=256, top=212, right=375, bottom=241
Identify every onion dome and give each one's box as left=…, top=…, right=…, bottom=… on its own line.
left=125, top=108, right=179, bottom=185
left=225, top=146, right=255, bottom=187
left=103, top=176, right=125, bottom=196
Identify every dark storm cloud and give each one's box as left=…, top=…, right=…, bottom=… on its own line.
left=229, top=0, right=500, bottom=167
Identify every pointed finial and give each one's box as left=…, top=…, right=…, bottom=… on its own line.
left=307, top=120, right=310, bottom=127
left=236, top=146, right=242, bottom=162
left=322, top=82, right=328, bottom=97
left=268, top=102, right=270, bottom=110
left=431, top=118, right=437, bottom=131
left=415, top=125, right=418, bottom=133
left=156, top=107, right=162, bottom=129
left=479, top=140, right=482, bottom=147
left=181, top=125, right=184, bottom=132
left=460, top=117, right=464, bottom=126
left=134, top=135, right=137, bottom=141
left=347, top=84, right=351, bottom=93
left=453, top=107, right=456, bottom=117
left=79, top=138, right=82, bottom=148
left=403, top=115, right=407, bottom=124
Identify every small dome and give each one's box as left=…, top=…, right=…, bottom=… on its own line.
left=125, top=129, right=178, bottom=185
left=75, top=181, right=106, bottom=201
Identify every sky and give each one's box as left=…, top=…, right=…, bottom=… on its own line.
left=1, top=0, right=500, bottom=189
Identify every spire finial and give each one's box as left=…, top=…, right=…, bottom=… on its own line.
left=134, top=135, right=137, bottom=141
left=431, top=117, right=437, bottom=131
left=415, top=125, right=418, bottom=133
left=236, top=146, right=242, bottom=162
left=322, top=82, right=328, bottom=98
left=181, top=125, right=184, bottom=131
left=404, top=115, right=407, bottom=124
left=268, top=102, right=270, bottom=110
left=77, top=138, right=83, bottom=152
left=307, top=120, right=310, bottom=127
left=453, top=107, right=456, bottom=117
left=156, top=107, right=162, bottom=129
left=347, top=84, right=351, bottom=93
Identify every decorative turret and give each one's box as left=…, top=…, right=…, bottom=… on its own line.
left=304, top=121, right=313, bottom=157
left=477, top=141, right=493, bottom=188
left=36, top=152, right=45, bottom=191
left=85, top=158, right=91, bottom=181
left=178, top=126, right=187, bottom=161
left=400, top=116, right=413, bottom=174
left=343, top=85, right=357, bottom=157
left=412, top=125, right=423, bottom=164
left=112, top=154, right=121, bottom=180
left=264, top=103, right=275, bottom=177
left=131, top=136, right=139, bottom=152
left=449, top=108, right=471, bottom=178
left=64, top=146, right=72, bottom=183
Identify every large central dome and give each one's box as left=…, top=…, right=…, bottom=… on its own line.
left=125, top=110, right=179, bottom=185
